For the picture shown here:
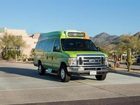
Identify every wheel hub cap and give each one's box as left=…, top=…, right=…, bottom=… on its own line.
left=38, top=65, right=41, bottom=73
left=61, top=69, right=65, bottom=79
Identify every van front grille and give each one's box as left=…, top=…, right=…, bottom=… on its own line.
left=78, top=55, right=105, bottom=66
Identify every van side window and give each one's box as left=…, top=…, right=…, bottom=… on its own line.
left=41, top=41, right=45, bottom=50
left=53, top=39, right=61, bottom=52
left=43, top=39, right=54, bottom=52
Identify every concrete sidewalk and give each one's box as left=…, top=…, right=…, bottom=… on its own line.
left=109, top=67, right=140, bottom=78
left=109, top=61, right=140, bottom=77
left=119, top=64, right=140, bottom=71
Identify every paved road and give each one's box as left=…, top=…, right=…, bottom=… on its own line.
left=0, top=62, right=140, bottom=105
left=12, top=96, right=140, bottom=105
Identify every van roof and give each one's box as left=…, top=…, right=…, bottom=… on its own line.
left=39, top=30, right=89, bottom=40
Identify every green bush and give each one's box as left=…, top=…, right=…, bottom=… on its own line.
left=2, top=49, right=21, bottom=60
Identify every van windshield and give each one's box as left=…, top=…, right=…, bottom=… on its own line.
left=61, top=39, right=98, bottom=51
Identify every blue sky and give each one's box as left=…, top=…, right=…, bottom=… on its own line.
left=0, top=0, right=140, bottom=36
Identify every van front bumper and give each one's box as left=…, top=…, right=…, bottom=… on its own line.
left=67, top=66, right=108, bottom=75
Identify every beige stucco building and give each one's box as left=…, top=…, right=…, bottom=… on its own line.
left=0, top=27, right=39, bottom=58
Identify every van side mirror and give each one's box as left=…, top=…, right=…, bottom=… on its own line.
left=53, top=46, right=61, bottom=52
left=96, top=47, right=101, bottom=51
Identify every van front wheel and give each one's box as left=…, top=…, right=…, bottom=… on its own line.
left=60, top=65, right=70, bottom=82
left=38, top=63, right=46, bottom=75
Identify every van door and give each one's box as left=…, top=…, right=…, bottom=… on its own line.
left=44, top=39, right=55, bottom=69
left=52, top=39, right=62, bottom=70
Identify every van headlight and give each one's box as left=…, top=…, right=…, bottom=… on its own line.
left=68, top=58, right=77, bottom=66
left=105, top=57, right=108, bottom=66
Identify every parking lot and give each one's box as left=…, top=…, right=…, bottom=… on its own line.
left=0, top=62, right=140, bottom=105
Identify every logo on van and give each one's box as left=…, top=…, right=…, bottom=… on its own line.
left=89, top=59, right=95, bottom=63
left=89, top=59, right=100, bottom=63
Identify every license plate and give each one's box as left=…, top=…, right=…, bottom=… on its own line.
left=90, top=71, right=96, bottom=75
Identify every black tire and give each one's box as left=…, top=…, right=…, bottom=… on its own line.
left=59, top=65, right=70, bottom=82
left=95, top=74, right=106, bottom=80
left=38, top=63, right=46, bottom=75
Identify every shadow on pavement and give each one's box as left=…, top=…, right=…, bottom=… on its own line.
left=0, top=67, right=60, bottom=82
left=0, top=67, right=95, bottom=82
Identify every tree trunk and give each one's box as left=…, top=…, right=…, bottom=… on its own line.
left=127, top=48, right=132, bottom=72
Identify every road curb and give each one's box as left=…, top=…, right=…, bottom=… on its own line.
left=109, top=68, right=140, bottom=78
left=0, top=60, right=33, bottom=64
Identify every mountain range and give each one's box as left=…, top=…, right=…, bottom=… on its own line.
left=90, top=32, right=118, bottom=47
left=90, top=32, right=140, bottom=48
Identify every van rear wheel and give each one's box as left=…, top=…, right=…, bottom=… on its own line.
left=95, top=74, right=106, bottom=80
left=60, top=65, right=70, bottom=82
left=38, top=63, right=46, bottom=75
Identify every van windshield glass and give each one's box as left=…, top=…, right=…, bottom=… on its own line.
left=61, top=39, right=98, bottom=51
